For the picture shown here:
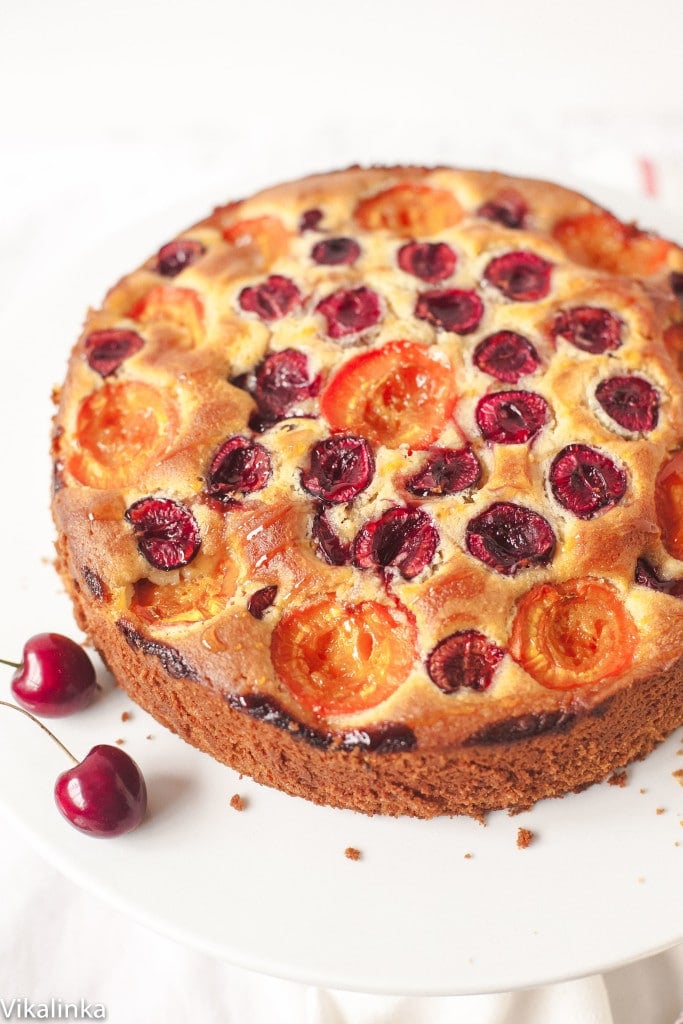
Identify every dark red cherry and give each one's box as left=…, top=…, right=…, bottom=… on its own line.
left=301, top=434, right=374, bottom=503
left=3, top=633, right=97, bottom=718
left=353, top=506, right=438, bottom=579
left=551, top=306, right=622, bottom=354
left=427, top=630, right=504, bottom=693
left=549, top=444, right=626, bottom=518
left=466, top=501, right=555, bottom=575
left=85, top=329, right=144, bottom=377
left=54, top=744, right=147, bottom=838
left=239, top=275, right=301, bottom=321
left=477, top=190, right=528, bottom=229
left=253, top=349, right=321, bottom=421
left=300, top=208, right=323, bottom=233
left=311, top=237, right=361, bottom=266
left=635, top=557, right=683, bottom=597
left=125, top=497, right=201, bottom=570
left=316, top=287, right=381, bottom=338
left=206, top=436, right=271, bottom=501
left=415, top=288, right=483, bottom=335
left=341, top=722, right=417, bottom=753
left=247, top=585, right=278, bottom=618
left=473, top=331, right=541, bottom=383
left=484, top=251, right=552, bottom=301
left=670, top=271, right=683, bottom=308
left=397, top=242, right=456, bottom=283
left=476, top=390, right=549, bottom=444
left=155, top=238, right=205, bottom=277
left=406, top=445, right=480, bottom=496
left=311, top=508, right=352, bottom=565
left=595, top=376, right=659, bottom=433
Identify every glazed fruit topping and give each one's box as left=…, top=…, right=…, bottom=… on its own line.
left=253, top=349, right=321, bottom=422
left=354, top=183, right=462, bottom=236
left=427, top=630, right=504, bottom=693
left=311, top=237, right=361, bottom=266
left=239, top=275, right=302, bottom=321
left=397, top=241, right=456, bottom=283
left=301, top=434, right=374, bottom=503
left=549, top=444, right=626, bottom=518
left=484, top=251, right=552, bottom=301
left=206, top=435, right=271, bottom=501
left=551, top=306, right=622, bottom=354
left=311, top=509, right=351, bottom=565
left=476, top=390, right=549, bottom=444
left=125, top=497, right=201, bottom=570
left=321, top=340, right=456, bottom=448
left=466, top=501, right=555, bottom=576
left=155, top=238, right=205, bottom=277
left=132, top=566, right=236, bottom=625
left=247, top=585, right=278, bottom=618
left=510, top=577, right=637, bottom=690
left=4, top=633, right=97, bottom=718
left=595, top=375, right=659, bottom=433
left=477, top=189, right=528, bottom=229
left=316, top=286, right=381, bottom=339
left=406, top=445, right=480, bottom=496
left=415, top=288, right=483, bottom=335
left=84, top=329, right=144, bottom=378
left=300, top=208, right=323, bottom=233
left=353, top=506, right=438, bottom=579
left=635, top=557, right=683, bottom=597
left=271, top=597, right=417, bottom=716
left=655, top=451, right=683, bottom=559
left=553, top=211, right=671, bottom=276
left=129, top=285, right=204, bottom=345
left=55, top=744, right=147, bottom=838
left=223, top=216, right=290, bottom=268
left=473, top=331, right=541, bottom=383
left=340, top=722, right=417, bottom=753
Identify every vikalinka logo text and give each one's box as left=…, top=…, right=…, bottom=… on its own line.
left=0, top=999, right=106, bottom=1020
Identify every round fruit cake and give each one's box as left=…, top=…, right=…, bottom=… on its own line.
left=51, top=166, right=683, bottom=818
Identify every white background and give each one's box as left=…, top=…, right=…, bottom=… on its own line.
left=1, top=1, right=683, bottom=1021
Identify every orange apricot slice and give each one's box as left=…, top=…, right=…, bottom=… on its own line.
left=222, top=215, right=290, bottom=268
left=271, top=597, right=416, bottom=716
left=131, top=562, right=237, bottom=625
left=354, top=183, right=462, bottom=237
left=510, top=577, right=637, bottom=690
left=129, top=285, right=205, bottom=345
left=553, top=211, right=671, bottom=276
left=655, top=450, right=683, bottom=559
left=69, top=381, right=178, bottom=488
left=320, top=340, right=457, bottom=449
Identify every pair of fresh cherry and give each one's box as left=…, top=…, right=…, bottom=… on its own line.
left=1, top=633, right=146, bottom=838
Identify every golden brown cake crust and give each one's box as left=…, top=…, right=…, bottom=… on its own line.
left=51, top=165, right=683, bottom=817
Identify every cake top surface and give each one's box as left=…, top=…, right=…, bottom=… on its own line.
left=52, top=166, right=683, bottom=750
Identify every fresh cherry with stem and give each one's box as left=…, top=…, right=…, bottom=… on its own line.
left=0, top=699, right=147, bottom=837
left=1, top=633, right=97, bottom=717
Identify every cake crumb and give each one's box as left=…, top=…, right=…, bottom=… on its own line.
left=639, top=787, right=647, bottom=794
left=114, top=737, right=125, bottom=745
left=673, top=769, right=683, bottom=786
left=608, top=770, right=628, bottom=787
left=345, top=846, right=361, bottom=861
left=121, top=711, right=131, bottom=722
left=464, top=852, right=473, bottom=859
left=516, top=827, right=534, bottom=849
left=637, top=876, right=646, bottom=884
left=229, top=793, right=245, bottom=812
left=146, top=734, right=154, bottom=740
left=656, top=807, right=666, bottom=815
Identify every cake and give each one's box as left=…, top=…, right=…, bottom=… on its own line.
left=51, top=166, right=683, bottom=818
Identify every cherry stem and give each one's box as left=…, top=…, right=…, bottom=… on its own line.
left=0, top=699, right=79, bottom=765
left=0, top=657, right=21, bottom=670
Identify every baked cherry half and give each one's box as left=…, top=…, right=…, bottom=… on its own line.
left=473, top=331, right=541, bottom=383
left=300, top=434, right=374, bottom=503
left=476, top=390, right=549, bottom=444
left=397, top=241, right=456, bottom=283
left=311, top=509, right=352, bottom=565
left=549, top=444, right=626, bottom=518
left=353, top=506, right=438, bottom=579
left=316, top=287, right=381, bottom=339
left=155, top=238, right=205, bottom=277
left=635, top=557, right=683, bottom=597
left=253, top=349, right=321, bottom=422
left=311, top=237, right=361, bottom=266
left=510, top=577, right=637, bottom=690
left=466, top=501, right=555, bottom=576
left=484, top=251, right=552, bottom=301
left=551, top=306, right=623, bottom=355
left=415, top=288, right=483, bottom=335
left=427, top=630, right=504, bottom=693
left=206, top=436, right=271, bottom=501
left=406, top=445, right=480, bottom=496
left=595, top=376, right=659, bottom=433
left=239, top=275, right=301, bottom=321
left=477, top=189, right=528, bottom=229
left=84, top=329, right=144, bottom=378
left=271, top=597, right=417, bottom=716
left=125, top=497, right=201, bottom=570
